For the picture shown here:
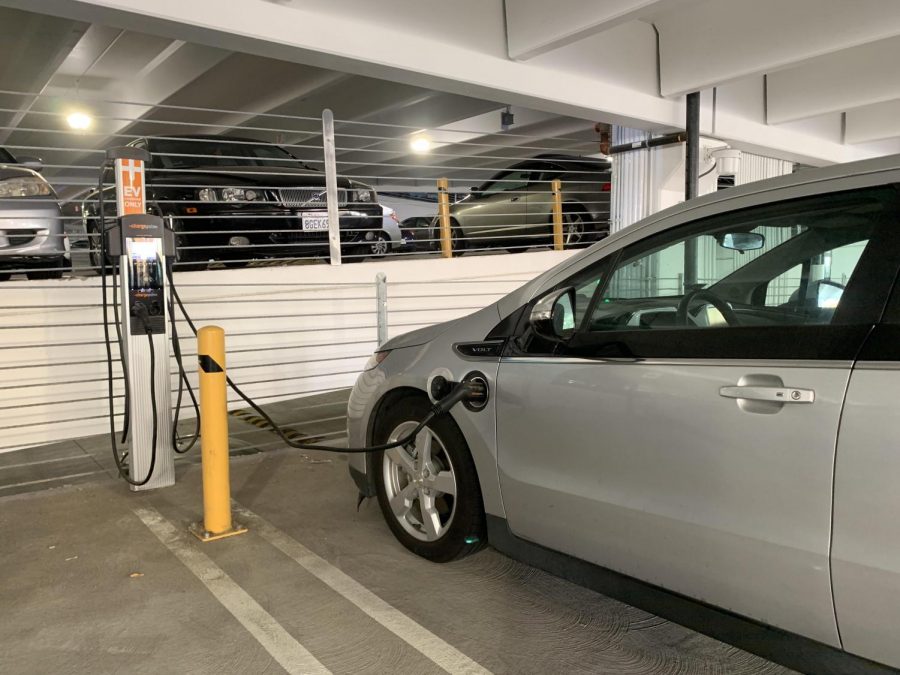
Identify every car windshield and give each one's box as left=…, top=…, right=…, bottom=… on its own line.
left=149, top=139, right=314, bottom=170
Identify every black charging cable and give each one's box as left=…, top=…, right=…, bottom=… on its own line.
left=167, top=258, right=200, bottom=454
left=165, top=263, right=482, bottom=454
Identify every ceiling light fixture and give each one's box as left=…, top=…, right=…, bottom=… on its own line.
left=410, top=136, right=431, bottom=153
left=66, top=111, right=92, bottom=130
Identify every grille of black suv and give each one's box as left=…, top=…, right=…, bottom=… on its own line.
left=1, top=229, right=39, bottom=247
left=278, top=188, right=347, bottom=208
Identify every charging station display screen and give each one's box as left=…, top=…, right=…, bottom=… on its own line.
left=127, top=237, right=163, bottom=290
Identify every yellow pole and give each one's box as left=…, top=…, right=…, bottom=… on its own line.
left=437, top=177, right=453, bottom=258
left=190, top=325, right=246, bottom=542
left=552, top=178, right=564, bottom=251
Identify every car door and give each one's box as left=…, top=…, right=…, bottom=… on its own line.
left=463, top=169, right=533, bottom=243
left=831, top=276, right=900, bottom=668
left=495, top=185, right=900, bottom=646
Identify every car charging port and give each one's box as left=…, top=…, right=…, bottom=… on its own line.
left=430, top=372, right=489, bottom=413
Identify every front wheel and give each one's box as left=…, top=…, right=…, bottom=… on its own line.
left=373, top=396, right=486, bottom=562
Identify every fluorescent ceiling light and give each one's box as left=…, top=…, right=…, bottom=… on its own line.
left=410, top=136, right=431, bottom=153
left=67, top=112, right=92, bottom=130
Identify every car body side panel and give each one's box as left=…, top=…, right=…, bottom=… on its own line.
left=496, top=358, right=846, bottom=646
left=831, top=362, right=900, bottom=668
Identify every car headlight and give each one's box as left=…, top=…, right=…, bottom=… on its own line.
left=363, top=350, right=391, bottom=371
left=0, top=176, right=53, bottom=198
left=354, top=189, right=375, bottom=203
left=221, top=187, right=261, bottom=202
left=198, top=188, right=217, bottom=202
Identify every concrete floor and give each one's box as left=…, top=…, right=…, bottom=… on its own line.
left=0, top=435, right=792, bottom=674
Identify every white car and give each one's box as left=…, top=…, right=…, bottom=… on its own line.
left=347, top=153, right=900, bottom=672
left=356, top=205, right=410, bottom=258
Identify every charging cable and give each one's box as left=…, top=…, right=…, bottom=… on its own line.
left=165, top=263, right=483, bottom=454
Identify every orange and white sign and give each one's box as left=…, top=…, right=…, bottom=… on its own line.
left=115, top=158, right=145, bottom=216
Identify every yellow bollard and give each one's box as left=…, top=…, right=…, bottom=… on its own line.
left=437, top=177, right=453, bottom=258
left=551, top=178, right=564, bottom=251
left=190, top=325, right=247, bottom=542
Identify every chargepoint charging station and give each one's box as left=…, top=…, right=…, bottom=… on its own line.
left=105, top=147, right=175, bottom=490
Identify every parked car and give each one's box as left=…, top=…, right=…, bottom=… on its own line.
left=348, top=154, right=900, bottom=671
left=82, top=135, right=383, bottom=269
left=400, top=216, right=434, bottom=252
left=0, top=147, right=65, bottom=280
left=430, top=154, right=611, bottom=253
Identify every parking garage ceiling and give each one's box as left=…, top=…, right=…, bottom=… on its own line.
left=0, top=6, right=604, bottom=193
left=11, top=0, right=900, bottom=167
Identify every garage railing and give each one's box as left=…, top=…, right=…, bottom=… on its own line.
left=0, top=89, right=609, bottom=280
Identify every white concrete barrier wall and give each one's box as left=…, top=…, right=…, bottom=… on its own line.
left=0, top=251, right=575, bottom=453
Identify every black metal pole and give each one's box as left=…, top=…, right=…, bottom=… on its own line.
left=684, top=92, right=700, bottom=290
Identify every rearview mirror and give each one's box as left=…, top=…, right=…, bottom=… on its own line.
left=529, top=287, right=576, bottom=341
left=717, top=232, right=764, bottom=251
left=17, top=155, right=43, bottom=172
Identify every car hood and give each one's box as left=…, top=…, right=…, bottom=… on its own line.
left=380, top=304, right=503, bottom=351
left=148, top=165, right=363, bottom=190
left=0, top=163, right=43, bottom=181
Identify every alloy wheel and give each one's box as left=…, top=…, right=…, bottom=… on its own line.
left=563, top=211, right=585, bottom=247
left=382, top=422, right=457, bottom=542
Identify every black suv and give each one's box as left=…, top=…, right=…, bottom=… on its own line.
left=84, top=135, right=382, bottom=268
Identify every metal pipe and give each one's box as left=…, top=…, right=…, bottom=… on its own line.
left=321, top=108, right=341, bottom=265
left=684, top=92, right=701, bottom=290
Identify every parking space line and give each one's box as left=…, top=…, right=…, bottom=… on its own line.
left=233, top=502, right=492, bottom=675
left=133, top=506, right=331, bottom=675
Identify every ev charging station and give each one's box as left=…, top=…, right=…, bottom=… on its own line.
left=105, top=147, right=176, bottom=490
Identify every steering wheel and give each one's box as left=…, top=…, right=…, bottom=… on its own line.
left=676, top=289, right=740, bottom=327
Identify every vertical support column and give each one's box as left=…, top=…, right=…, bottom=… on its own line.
left=322, top=108, right=341, bottom=265
left=551, top=178, right=564, bottom=250
left=375, top=272, right=388, bottom=347
left=683, top=92, right=701, bottom=290
left=437, top=177, right=452, bottom=258
left=191, top=325, right=246, bottom=542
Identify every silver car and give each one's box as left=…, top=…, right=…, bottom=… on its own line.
left=0, top=148, right=65, bottom=280
left=348, top=153, right=900, bottom=671
left=432, top=154, right=611, bottom=253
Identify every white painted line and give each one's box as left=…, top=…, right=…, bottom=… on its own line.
left=0, top=469, right=106, bottom=491
left=133, top=506, right=331, bottom=675
left=233, top=502, right=492, bottom=675
left=0, top=455, right=90, bottom=471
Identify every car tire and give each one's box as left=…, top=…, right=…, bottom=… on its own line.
left=561, top=208, right=589, bottom=249
left=0, top=273, right=10, bottom=282
left=26, top=258, right=64, bottom=280
left=372, top=395, right=486, bottom=562
left=450, top=220, right=466, bottom=256
left=368, top=231, right=391, bottom=258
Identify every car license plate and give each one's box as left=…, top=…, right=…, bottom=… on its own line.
left=301, top=212, right=329, bottom=231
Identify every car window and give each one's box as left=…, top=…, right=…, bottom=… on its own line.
left=150, top=139, right=309, bottom=170
left=481, top=170, right=532, bottom=196
left=586, top=194, right=882, bottom=332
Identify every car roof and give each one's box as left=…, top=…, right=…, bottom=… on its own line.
left=141, top=134, right=271, bottom=145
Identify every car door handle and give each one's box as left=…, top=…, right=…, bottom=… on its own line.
left=719, top=385, right=815, bottom=404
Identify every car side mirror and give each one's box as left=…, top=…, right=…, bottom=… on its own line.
left=529, top=287, right=577, bottom=341
left=18, top=155, right=43, bottom=172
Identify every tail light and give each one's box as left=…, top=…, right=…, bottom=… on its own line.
left=601, top=182, right=611, bottom=192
